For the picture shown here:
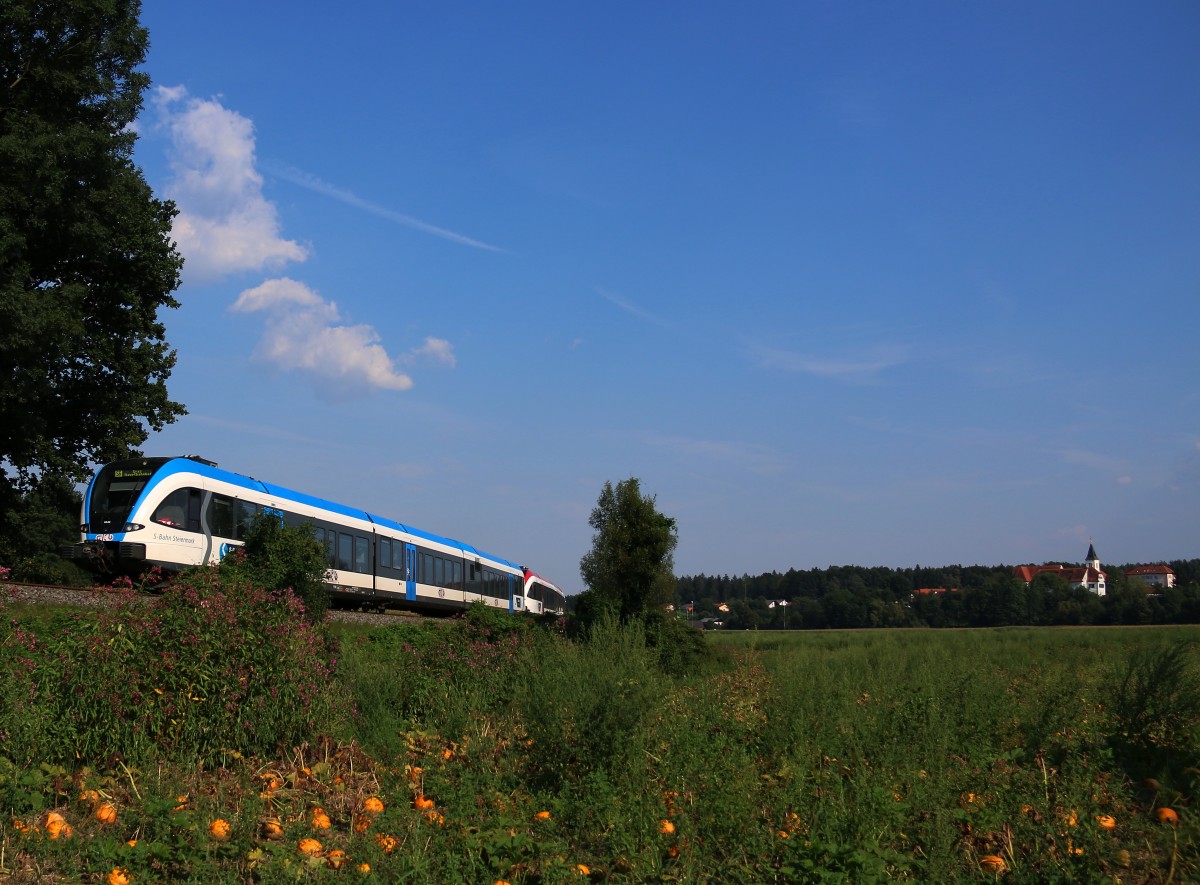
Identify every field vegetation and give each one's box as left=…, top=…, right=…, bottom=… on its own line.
left=1, top=569, right=1198, bottom=883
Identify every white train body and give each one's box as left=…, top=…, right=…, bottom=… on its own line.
left=63, top=455, right=560, bottom=615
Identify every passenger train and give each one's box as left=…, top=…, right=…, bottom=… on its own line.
left=60, top=455, right=567, bottom=616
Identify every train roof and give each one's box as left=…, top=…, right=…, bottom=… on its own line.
left=143, top=456, right=522, bottom=571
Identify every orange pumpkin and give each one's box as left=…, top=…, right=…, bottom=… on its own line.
left=297, top=837, right=323, bottom=857
left=261, top=818, right=284, bottom=840
left=209, top=818, right=232, bottom=841
left=534, top=810, right=552, bottom=821
left=325, top=849, right=347, bottom=870
left=979, top=854, right=1006, bottom=874
left=95, top=803, right=118, bottom=825
left=375, top=832, right=397, bottom=854
left=357, top=863, right=371, bottom=874
left=1155, top=807, right=1180, bottom=824
left=658, top=819, right=676, bottom=835
left=47, top=819, right=74, bottom=840
left=413, top=795, right=435, bottom=811
left=363, top=796, right=384, bottom=815
left=1096, top=814, right=1116, bottom=830
left=311, top=807, right=332, bottom=829
left=107, top=869, right=132, bottom=885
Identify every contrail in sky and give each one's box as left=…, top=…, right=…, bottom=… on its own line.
left=265, top=161, right=508, bottom=254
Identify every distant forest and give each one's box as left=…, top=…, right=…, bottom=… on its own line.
left=674, top=559, right=1200, bottom=630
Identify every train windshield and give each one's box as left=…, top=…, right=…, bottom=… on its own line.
left=88, top=458, right=171, bottom=530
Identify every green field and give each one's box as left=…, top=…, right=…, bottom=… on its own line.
left=1, top=581, right=1197, bottom=882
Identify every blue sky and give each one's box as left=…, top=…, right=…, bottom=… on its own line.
left=131, top=1, right=1199, bottom=591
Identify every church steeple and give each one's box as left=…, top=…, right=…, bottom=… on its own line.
left=1086, top=542, right=1100, bottom=570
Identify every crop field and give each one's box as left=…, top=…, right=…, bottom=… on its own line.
left=1, top=575, right=1197, bottom=883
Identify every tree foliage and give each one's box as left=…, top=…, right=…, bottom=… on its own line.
left=578, top=477, right=678, bottom=623
left=219, top=514, right=330, bottom=622
left=1, top=0, right=184, bottom=498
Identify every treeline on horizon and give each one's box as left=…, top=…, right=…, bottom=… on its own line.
left=674, top=559, right=1200, bottom=630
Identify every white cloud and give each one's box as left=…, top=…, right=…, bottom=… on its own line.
left=748, top=341, right=907, bottom=379
left=409, top=337, right=457, bottom=368
left=232, top=278, right=414, bottom=393
left=155, top=86, right=308, bottom=283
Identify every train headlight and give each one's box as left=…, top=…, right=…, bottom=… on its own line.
left=122, top=523, right=145, bottom=532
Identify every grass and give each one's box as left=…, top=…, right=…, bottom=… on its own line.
left=1, top=583, right=1198, bottom=882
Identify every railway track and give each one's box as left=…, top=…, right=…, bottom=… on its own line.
left=0, top=580, right=421, bottom=627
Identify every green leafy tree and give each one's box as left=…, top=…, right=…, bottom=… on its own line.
left=1, top=1, right=184, bottom=504
left=220, top=515, right=330, bottom=622
left=578, top=477, right=678, bottom=624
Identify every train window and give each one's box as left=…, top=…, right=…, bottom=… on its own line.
left=338, top=533, right=353, bottom=572
left=452, top=560, right=462, bottom=590
left=324, top=529, right=337, bottom=567
left=207, top=495, right=235, bottom=538
left=314, top=526, right=325, bottom=550
left=355, top=536, right=369, bottom=573
left=152, top=489, right=190, bottom=530
left=379, top=538, right=392, bottom=570
left=236, top=501, right=258, bottom=540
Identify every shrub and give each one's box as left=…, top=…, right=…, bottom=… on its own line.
left=219, top=513, right=329, bottom=622
left=0, top=567, right=347, bottom=766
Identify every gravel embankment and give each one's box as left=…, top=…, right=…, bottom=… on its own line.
left=0, top=581, right=418, bottom=626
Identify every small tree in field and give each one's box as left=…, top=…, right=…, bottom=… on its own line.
left=579, top=477, right=678, bottom=624
left=220, top=514, right=329, bottom=622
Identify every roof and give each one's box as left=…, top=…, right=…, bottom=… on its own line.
left=1125, top=564, right=1175, bottom=576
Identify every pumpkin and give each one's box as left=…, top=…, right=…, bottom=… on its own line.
left=47, top=819, right=74, bottom=840
left=311, top=807, right=332, bottom=829
left=353, top=815, right=372, bottom=833
left=576, top=864, right=591, bottom=876
left=209, top=818, right=232, bottom=841
left=80, top=789, right=101, bottom=805
left=107, top=869, right=132, bottom=885
left=363, top=796, right=385, bottom=815
left=1096, top=814, right=1116, bottom=830
left=1155, top=807, right=1179, bottom=824
left=978, top=855, right=1006, bottom=874
left=95, top=803, right=118, bottom=825
left=261, top=818, right=284, bottom=840
left=413, top=795, right=435, bottom=811
left=534, top=810, right=552, bottom=821
left=658, top=819, right=676, bottom=836
left=326, top=849, right=346, bottom=869
left=375, top=833, right=397, bottom=854
left=297, top=837, right=323, bottom=857
left=357, top=863, right=371, bottom=874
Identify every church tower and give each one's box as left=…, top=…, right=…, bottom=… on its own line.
left=1085, top=542, right=1100, bottom=572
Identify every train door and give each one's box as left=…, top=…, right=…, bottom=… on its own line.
left=405, top=543, right=416, bottom=601
left=507, top=573, right=517, bottom=612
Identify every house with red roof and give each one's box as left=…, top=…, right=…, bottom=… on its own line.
left=1013, top=544, right=1107, bottom=597
left=1124, top=564, right=1176, bottom=589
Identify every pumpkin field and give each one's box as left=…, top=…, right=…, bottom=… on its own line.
left=1, top=572, right=1198, bottom=883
